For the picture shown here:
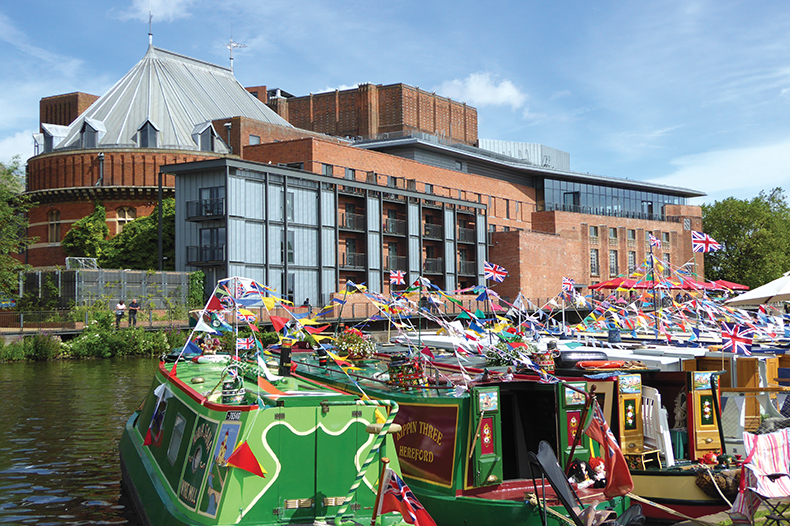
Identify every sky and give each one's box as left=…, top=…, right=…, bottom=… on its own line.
left=2, top=0, right=790, bottom=205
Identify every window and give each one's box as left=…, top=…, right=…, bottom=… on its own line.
left=199, top=186, right=225, bottom=216
left=286, top=192, right=294, bottom=222
left=489, top=224, right=496, bottom=232
left=506, top=200, right=511, bottom=219
left=628, top=251, right=636, bottom=273
left=366, top=171, right=377, bottom=183
left=138, top=121, right=158, bottom=148
left=167, top=414, right=186, bottom=465
left=345, top=167, right=354, bottom=180
left=116, top=206, right=137, bottom=233
left=590, top=249, right=600, bottom=276
left=387, top=175, right=397, bottom=188
left=662, top=232, right=670, bottom=244
left=48, top=210, right=60, bottom=243
left=322, top=164, right=333, bottom=176
left=663, top=253, right=671, bottom=277
left=425, top=183, right=433, bottom=195
left=589, top=226, right=599, bottom=238
left=609, top=250, right=618, bottom=276
left=200, top=127, right=215, bottom=152
left=627, top=229, right=636, bottom=240
left=249, top=134, right=260, bottom=145
left=609, top=227, right=617, bottom=240
left=81, top=122, right=97, bottom=149
left=282, top=231, right=295, bottom=263
left=455, top=160, right=463, bottom=171
left=503, top=226, right=510, bottom=232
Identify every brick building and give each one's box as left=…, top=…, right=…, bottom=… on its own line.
left=25, top=43, right=705, bottom=304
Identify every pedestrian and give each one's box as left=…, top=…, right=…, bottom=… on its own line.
left=128, top=299, right=140, bottom=327
left=115, top=300, right=126, bottom=329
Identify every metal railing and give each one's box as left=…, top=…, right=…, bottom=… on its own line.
left=340, top=213, right=366, bottom=231
left=186, top=244, right=226, bottom=265
left=423, top=258, right=443, bottom=273
left=385, top=255, right=407, bottom=271
left=543, top=202, right=677, bottom=222
left=458, top=260, right=476, bottom=275
left=458, top=227, right=475, bottom=243
left=185, top=198, right=225, bottom=219
left=0, top=309, right=189, bottom=334
left=342, top=252, right=366, bottom=268
left=423, top=224, right=442, bottom=239
left=384, top=218, right=407, bottom=235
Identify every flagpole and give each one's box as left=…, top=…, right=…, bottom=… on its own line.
left=370, top=457, right=391, bottom=526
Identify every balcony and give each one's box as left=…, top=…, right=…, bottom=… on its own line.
left=423, top=223, right=442, bottom=239
left=186, top=244, right=225, bottom=265
left=340, top=213, right=366, bottom=231
left=384, top=218, right=407, bottom=236
left=458, top=227, right=475, bottom=243
left=385, top=255, right=407, bottom=271
left=342, top=252, right=366, bottom=269
left=186, top=198, right=225, bottom=220
left=458, top=260, right=476, bottom=275
left=423, top=257, right=443, bottom=274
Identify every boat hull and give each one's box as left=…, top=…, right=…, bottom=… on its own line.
left=630, top=470, right=728, bottom=521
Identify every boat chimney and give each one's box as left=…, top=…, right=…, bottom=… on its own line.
left=279, top=344, right=292, bottom=377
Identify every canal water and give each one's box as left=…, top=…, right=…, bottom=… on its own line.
left=0, top=358, right=158, bottom=525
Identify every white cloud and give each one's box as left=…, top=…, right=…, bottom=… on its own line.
left=650, top=138, right=790, bottom=202
left=116, top=0, right=198, bottom=23
left=0, top=130, right=36, bottom=165
left=434, top=72, right=527, bottom=110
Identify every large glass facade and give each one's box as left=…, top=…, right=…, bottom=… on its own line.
left=537, top=178, right=686, bottom=221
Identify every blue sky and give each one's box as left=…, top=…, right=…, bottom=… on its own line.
left=2, top=0, right=790, bottom=204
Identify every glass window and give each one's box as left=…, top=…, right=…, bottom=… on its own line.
left=286, top=231, right=295, bottom=263
left=609, top=250, right=618, bottom=276
left=249, top=134, right=260, bottom=145
left=82, top=123, right=97, bottom=149
left=590, top=249, right=600, bottom=276
left=167, top=414, right=185, bottom=465
left=139, top=121, right=157, bottom=148
left=663, top=253, right=671, bottom=277
left=200, top=127, right=214, bottom=152
left=627, top=229, right=636, bottom=240
left=345, top=167, right=354, bottom=180
left=662, top=232, right=670, bottom=243
left=322, top=164, right=333, bottom=176
left=48, top=209, right=60, bottom=243
left=609, top=227, right=617, bottom=239
left=425, top=183, right=433, bottom=195
left=286, top=191, right=294, bottom=222
left=589, top=226, right=599, bottom=238
left=116, top=206, right=137, bottom=233
left=628, top=251, right=636, bottom=273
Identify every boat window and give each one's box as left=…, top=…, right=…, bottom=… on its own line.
left=167, top=414, right=186, bottom=465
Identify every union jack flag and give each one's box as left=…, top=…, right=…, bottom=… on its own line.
left=238, top=312, right=257, bottom=323
left=236, top=337, right=255, bottom=350
left=648, top=234, right=662, bottom=249
left=379, top=469, right=436, bottom=526
left=562, top=276, right=575, bottom=293
left=484, top=261, right=508, bottom=283
left=691, top=231, right=722, bottom=253
left=721, top=322, right=753, bottom=355
left=390, top=270, right=406, bottom=285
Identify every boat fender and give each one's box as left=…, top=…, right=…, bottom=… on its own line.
left=191, top=377, right=205, bottom=384
left=576, top=361, right=625, bottom=369
left=366, top=423, right=403, bottom=435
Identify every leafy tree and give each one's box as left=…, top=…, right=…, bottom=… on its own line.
left=62, top=202, right=109, bottom=259
left=99, top=198, right=176, bottom=270
left=0, top=157, right=36, bottom=296
left=701, top=188, right=790, bottom=289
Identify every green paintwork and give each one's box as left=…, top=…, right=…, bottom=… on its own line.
left=293, top=355, right=631, bottom=526
left=120, top=358, right=407, bottom=526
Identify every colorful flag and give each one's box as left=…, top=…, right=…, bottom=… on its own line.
left=226, top=441, right=267, bottom=478
left=379, top=468, right=437, bottom=526
left=236, top=336, right=255, bottom=350
left=721, top=322, right=753, bottom=355
left=691, top=231, right=722, bottom=253
left=562, top=276, right=575, bottom=293
left=483, top=261, right=508, bottom=282
left=648, top=234, right=662, bottom=249
left=390, top=270, right=406, bottom=285
left=584, top=399, right=633, bottom=499
left=238, top=311, right=257, bottom=323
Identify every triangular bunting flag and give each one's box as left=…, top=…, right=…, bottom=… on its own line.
left=226, top=441, right=267, bottom=478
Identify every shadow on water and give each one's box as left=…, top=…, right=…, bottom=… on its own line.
left=0, top=357, right=159, bottom=525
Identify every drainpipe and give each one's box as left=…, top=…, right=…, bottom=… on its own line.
left=224, top=122, right=232, bottom=155
left=94, top=152, right=104, bottom=187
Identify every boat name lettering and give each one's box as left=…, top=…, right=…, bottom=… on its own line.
left=399, top=445, right=434, bottom=463
left=193, top=422, right=214, bottom=445
left=226, top=411, right=241, bottom=421
left=395, top=420, right=443, bottom=445
left=179, top=479, right=199, bottom=505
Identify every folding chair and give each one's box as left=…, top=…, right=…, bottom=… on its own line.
left=528, top=441, right=644, bottom=526
left=730, top=428, right=790, bottom=526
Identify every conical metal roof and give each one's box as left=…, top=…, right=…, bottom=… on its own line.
left=54, top=45, right=292, bottom=151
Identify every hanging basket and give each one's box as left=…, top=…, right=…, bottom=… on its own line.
left=387, top=355, right=427, bottom=390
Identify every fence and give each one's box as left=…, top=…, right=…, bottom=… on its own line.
left=20, top=269, right=191, bottom=310
left=0, top=308, right=191, bottom=334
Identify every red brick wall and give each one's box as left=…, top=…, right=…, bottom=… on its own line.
left=39, top=92, right=99, bottom=128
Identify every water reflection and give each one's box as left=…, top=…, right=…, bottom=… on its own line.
left=0, top=358, right=158, bottom=525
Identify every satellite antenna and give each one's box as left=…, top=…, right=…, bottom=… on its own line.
left=226, top=25, right=247, bottom=73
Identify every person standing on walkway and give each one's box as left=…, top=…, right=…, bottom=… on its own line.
left=115, top=300, right=126, bottom=329
left=128, top=299, right=140, bottom=327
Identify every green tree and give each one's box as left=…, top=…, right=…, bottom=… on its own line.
left=62, top=202, right=110, bottom=259
left=99, top=198, right=176, bottom=270
left=0, top=157, right=36, bottom=296
left=701, top=188, right=790, bottom=289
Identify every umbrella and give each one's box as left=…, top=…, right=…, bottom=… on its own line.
left=713, top=279, right=749, bottom=291
left=725, top=271, right=790, bottom=306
